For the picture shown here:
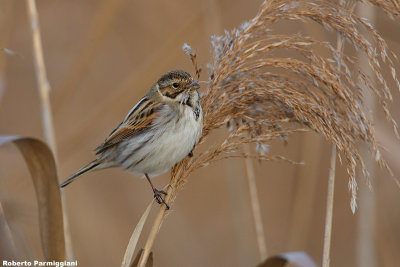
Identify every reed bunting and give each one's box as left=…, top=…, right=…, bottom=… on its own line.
left=60, top=70, right=203, bottom=209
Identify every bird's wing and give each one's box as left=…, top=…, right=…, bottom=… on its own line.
left=94, top=97, right=163, bottom=154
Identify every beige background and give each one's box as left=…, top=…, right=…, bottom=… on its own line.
left=0, top=0, right=400, bottom=266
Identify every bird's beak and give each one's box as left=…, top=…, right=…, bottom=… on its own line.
left=189, top=80, right=200, bottom=90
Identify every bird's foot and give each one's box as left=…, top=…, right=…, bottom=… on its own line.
left=153, top=188, right=170, bottom=210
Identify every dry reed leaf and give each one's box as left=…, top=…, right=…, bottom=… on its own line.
left=121, top=200, right=154, bottom=267
left=257, top=251, right=318, bottom=267
left=0, top=136, right=65, bottom=260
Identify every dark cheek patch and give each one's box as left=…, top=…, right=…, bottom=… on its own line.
left=164, top=89, right=185, bottom=99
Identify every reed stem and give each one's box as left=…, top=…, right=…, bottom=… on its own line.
left=138, top=185, right=173, bottom=267
left=243, top=144, right=267, bottom=260
left=26, top=0, right=73, bottom=259
left=322, top=145, right=337, bottom=267
left=356, top=3, right=377, bottom=267
left=26, top=0, right=56, bottom=155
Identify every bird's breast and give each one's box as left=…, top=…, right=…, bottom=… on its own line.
left=120, top=103, right=202, bottom=176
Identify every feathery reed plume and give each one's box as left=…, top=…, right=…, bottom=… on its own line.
left=182, top=43, right=202, bottom=80
left=188, top=0, right=398, bottom=212
left=138, top=1, right=399, bottom=265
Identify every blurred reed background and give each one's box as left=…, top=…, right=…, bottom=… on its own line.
left=0, top=0, right=399, bottom=266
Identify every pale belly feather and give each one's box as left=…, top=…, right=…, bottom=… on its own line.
left=116, top=104, right=202, bottom=177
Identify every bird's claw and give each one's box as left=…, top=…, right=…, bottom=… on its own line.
left=153, top=189, right=170, bottom=209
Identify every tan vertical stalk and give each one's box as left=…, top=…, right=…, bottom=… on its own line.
left=25, top=0, right=72, bottom=259
left=26, top=0, right=56, bottom=154
left=322, top=145, right=337, bottom=267
left=321, top=21, right=342, bottom=267
left=356, top=3, right=377, bottom=267
left=322, top=2, right=356, bottom=266
left=243, top=144, right=268, bottom=260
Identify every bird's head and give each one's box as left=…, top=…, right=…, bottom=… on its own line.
left=152, top=70, right=200, bottom=103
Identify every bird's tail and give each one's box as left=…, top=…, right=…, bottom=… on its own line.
left=60, top=159, right=102, bottom=188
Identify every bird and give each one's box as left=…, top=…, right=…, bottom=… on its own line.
left=60, top=70, right=203, bottom=209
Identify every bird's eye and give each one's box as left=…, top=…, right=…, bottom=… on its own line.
left=172, top=83, right=179, bottom=88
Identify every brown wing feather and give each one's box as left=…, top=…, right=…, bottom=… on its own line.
left=95, top=100, right=162, bottom=154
